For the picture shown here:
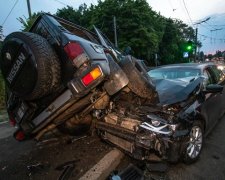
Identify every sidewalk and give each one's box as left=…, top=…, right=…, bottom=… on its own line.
left=0, top=122, right=15, bottom=139
left=0, top=108, right=7, bottom=122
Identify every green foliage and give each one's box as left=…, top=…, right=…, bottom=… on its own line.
left=215, top=50, right=222, bottom=58
left=17, top=12, right=41, bottom=31
left=158, top=19, right=195, bottom=64
left=55, top=0, right=166, bottom=64
left=18, top=0, right=196, bottom=65
left=55, top=0, right=195, bottom=65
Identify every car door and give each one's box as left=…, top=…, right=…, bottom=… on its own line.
left=200, top=65, right=225, bottom=134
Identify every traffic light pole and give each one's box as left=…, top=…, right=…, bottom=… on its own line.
left=194, top=28, right=198, bottom=62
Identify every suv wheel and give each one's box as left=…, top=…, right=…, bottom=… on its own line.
left=0, top=32, right=61, bottom=100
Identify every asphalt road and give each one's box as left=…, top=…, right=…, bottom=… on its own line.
left=0, top=123, right=112, bottom=180
left=166, top=115, right=225, bottom=180
left=0, top=115, right=225, bottom=180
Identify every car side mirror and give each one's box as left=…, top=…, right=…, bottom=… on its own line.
left=204, top=84, right=223, bottom=93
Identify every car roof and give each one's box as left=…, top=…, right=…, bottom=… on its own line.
left=155, top=62, right=215, bottom=70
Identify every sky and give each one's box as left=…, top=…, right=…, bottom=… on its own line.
left=0, top=0, right=225, bottom=54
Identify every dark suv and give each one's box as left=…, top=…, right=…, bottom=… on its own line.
left=0, top=14, right=128, bottom=139
left=0, top=13, right=156, bottom=141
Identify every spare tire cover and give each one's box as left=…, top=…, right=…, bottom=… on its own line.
left=0, top=32, right=60, bottom=100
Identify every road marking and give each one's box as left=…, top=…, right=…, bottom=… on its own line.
left=79, top=148, right=124, bottom=180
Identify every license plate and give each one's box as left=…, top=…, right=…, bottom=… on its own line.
left=16, top=103, right=27, bottom=121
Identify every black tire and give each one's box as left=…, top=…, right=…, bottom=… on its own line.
left=119, top=56, right=158, bottom=103
left=183, top=120, right=204, bottom=164
left=0, top=32, right=61, bottom=100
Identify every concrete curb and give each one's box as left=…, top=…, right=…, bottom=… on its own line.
left=79, top=148, right=124, bottom=180
left=0, top=121, right=8, bottom=125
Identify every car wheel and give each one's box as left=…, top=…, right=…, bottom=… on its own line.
left=183, top=120, right=204, bottom=164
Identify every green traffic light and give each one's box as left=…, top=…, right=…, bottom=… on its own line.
left=187, top=45, right=192, bottom=50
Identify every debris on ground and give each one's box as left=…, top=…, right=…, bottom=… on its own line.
left=27, top=162, right=50, bottom=176
left=55, top=160, right=80, bottom=180
left=1, top=166, right=7, bottom=171
left=36, top=138, right=59, bottom=147
left=145, top=162, right=169, bottom=180
left=70, top=136, right=87, bottom=143
left=146, top=162, right=168, bottom=173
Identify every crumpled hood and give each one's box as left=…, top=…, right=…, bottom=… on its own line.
left=153, top=76, right=204, bottom=105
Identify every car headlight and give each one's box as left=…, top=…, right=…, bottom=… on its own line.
left=151, top=119, right=160, bottom=126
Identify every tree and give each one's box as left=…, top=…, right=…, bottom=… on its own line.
left=215, top=50, right=222, bottom=58
left=207, top=54, right=213, bottom=60
left=56, top=6, right=83, bottom=25
left=18, top=0, right=196, bottom=65
left=199, top=51, right=204, bottom=61
left=56, top=0, right=165, bottom=64
left=17, top=12, right=41, bottom=31
left=157, top=18, right=195, bottom=64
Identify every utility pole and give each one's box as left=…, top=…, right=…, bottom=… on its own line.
left=194, top=28, right=198, bottom=62
left=193, top=17, right=211, bottom=62
left=26, top=0, right=32, bottom=19
left=113, top=16, right=118, bottom=48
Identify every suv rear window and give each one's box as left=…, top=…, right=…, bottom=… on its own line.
left=57, top=19, right=99, bottom=44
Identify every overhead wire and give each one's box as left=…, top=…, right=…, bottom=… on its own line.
left=53, top=0, right=70, bottom=7
left=198, top=33, right=225, bottom=41
left=204, top=22, right=225, bottom=27
left=178, top=0, right=192, bottom=26
left=1, top=0, right=19, bottom=26
left=181, top=0, right=193, bottom=26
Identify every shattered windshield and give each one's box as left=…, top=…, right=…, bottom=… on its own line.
left=148, top=67, right=201, bottom=80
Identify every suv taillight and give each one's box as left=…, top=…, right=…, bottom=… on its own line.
left=9, top=112, right=16, bottom=126
left=82, top=67, right=102, bottom=86
left=14, top=130, right=25, bottom=141
left=64, top=42, right=89, bottom=68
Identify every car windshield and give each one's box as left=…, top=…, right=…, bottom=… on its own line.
left=148, top=67, right=201, bottom=80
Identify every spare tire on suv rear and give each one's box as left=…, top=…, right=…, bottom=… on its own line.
left=0, top=32, right=61, bottom=100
